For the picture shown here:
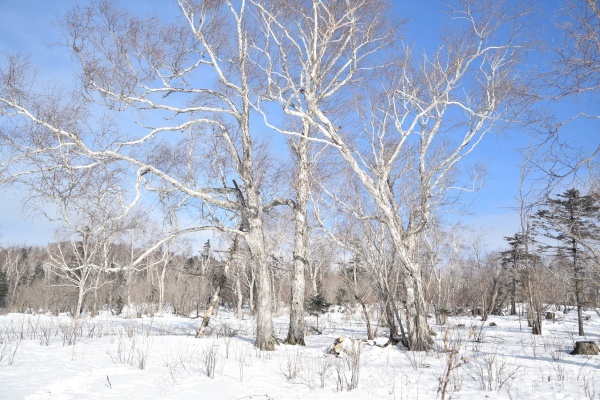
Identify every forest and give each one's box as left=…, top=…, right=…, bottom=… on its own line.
left=0, top=0, right=599, bottom=398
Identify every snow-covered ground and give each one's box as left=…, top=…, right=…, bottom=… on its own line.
left=0, top=307, right=599, bottom=399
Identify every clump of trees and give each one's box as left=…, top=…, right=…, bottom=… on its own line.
left=533, top=189, right=600, bottom=336
left=0, top=0, right=599, bottom=352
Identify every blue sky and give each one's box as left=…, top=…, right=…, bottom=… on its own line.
left=0, top=0, right=598, bottom=251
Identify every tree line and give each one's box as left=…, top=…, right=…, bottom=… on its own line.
left=0, top=0, right=599, bottom=351
left=0, top=188, right=599, bottom=344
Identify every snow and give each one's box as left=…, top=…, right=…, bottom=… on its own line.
left=1, top=308, right=600, bottom=399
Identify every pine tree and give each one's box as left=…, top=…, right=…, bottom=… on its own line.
left=501, top=233, right=527, bottom=316
left=200, top=240, right=212, bottom=275
left=114, top=296, right=124, bottom=316
left=501, top=232, right=543, bottom=333
left=201, top=240, right=211, bottom=261
left=532, top=189, right=600, bottom=336
left=306, top=293, right=331, bottom=331
left=31, top=262, right=45, bottom=283
left=0, top=271, right=9, bottom=308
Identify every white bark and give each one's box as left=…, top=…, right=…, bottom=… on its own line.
left=158, top=262, right=168, bottom=317
left=235, top=268, right=243, bottom=319
left=75, top=283, right=85, bottom=319
left=286, top=134, right=310, bottom=345
left=246, top=216, right=276, bottom=350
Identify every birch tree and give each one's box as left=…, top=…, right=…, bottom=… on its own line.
left=255, top=0, right=531, bottom=350
left=0, top=1, right=282, bottom=350
left=46, top=205, right=146, bottom=319
left=284, top=124, right=312, bottom=345
left=311, top=167, right=408, bottom=345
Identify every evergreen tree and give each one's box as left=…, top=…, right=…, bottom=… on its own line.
left=306, top=293, right=331, bottom=331
left=501, top=232, right=543, bottom=333
left=201, top=240, right=211, bottom=261
left=200, top=240, right=212, bottom=275
left=0, top=271, right=8, bottom=308
left=31, top=262, right=45, bottom=283
left=501, top=233, right=527, bottom=316
left=114, top=296, right=124, bottom=315
left=532, top=189, right=600, bottom=336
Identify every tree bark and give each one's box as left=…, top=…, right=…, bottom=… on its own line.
left=75, top=284, right=85, bottom=319
left=246, top=215, right=277, bottom=351
left=286, top=135, right=309, bottom=346
left=510, top=271, right=517, bottom=316
left=126, top=270, right=133, bottom=319
left=386, top=229, right=432, bottom=350
left=402, top=262, right=433, bottom=351
left=92, top=272, right=101, bottom=318
left=384, top=300, right=397, bottom=341
left=235, top=269, right=243, bottom=319
left=248, top=272, right=255, bottom=315
left=574, top=238, right=585, bottom=336
left=485, top=274, right=500, bottom=319
left=196, top=285, right=221, bottom=338
left=158, top=262, right=167, bottom=317
left=310, top=273, right=318, bottom=296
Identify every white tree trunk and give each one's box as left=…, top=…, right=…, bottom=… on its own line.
left=401, top=261, right=432, bottom=351
left=75, top=284, right=85, bottom=319
left=286, top=135, right=309, bottom=345
left=393, top=235, right=433, bottom=351
left=236, top=269, right=243, bottom=319
left=92, top=272, right=101, bottom=318
left=246, top=215, right=277, bottom=351
left=158, top=263, right=167, bottom=317
left=126, top=270, right=133, bottom=319
left=197, top=238, right=236, bottom=337
left=248, top=272, right=255, bottom=315
left=196, top=286, right=221, bottom=338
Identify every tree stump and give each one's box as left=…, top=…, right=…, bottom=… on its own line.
left=546, top=312, right=556, bottom=320
left=571, top=341, right=599, bottom=355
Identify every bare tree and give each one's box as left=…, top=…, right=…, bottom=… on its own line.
left=255, top=0, right=531, bottom=350
left=0, top=1, right=287, bottom=350
left=46, top=211, right=143, bottom=319
left=311, top=169, right=408, bottom=345
left=46, top=228, right=97, bottom=319
left=423, top=223, right=467, bottom=324
left=0, top=0, right=535, bottom=352
left=252, top=0, right=393, bottom=344
left=155, top=241, right=176, bottom=318
left=0, top=247, right=30, bottom=308
left=514, top=162, right=545, bottom=333
left=530, top=0, right=600, bottom=191
left=44, top=167, right=152, bottom=318
left=551, top=0, right=600, bottom=118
